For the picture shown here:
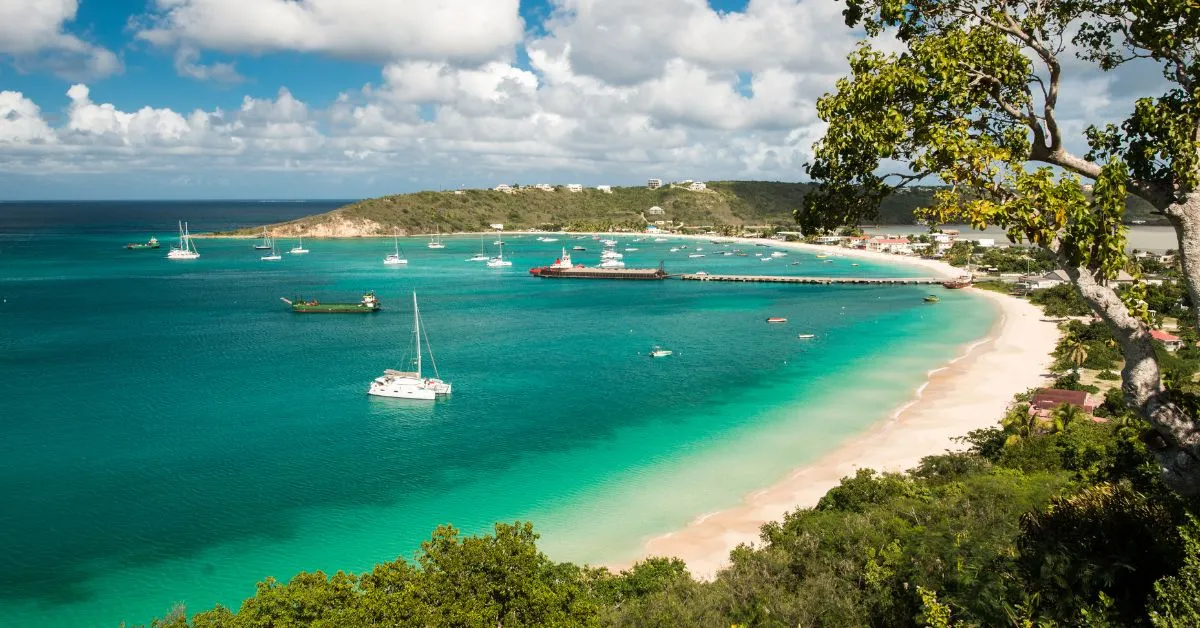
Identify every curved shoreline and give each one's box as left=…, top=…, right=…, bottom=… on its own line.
left=618, top=289, right=1059, bottom=579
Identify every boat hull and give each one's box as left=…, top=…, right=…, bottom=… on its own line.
left=528, top=267, right=667, bottom=280
left=125, top=243, right=160, bottom=249
left=368, top=385, right=436, bottom=400
left=292, top=304, right=380, bottom=313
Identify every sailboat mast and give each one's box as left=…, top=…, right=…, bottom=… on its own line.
left=413, top=291, right=422, bottom=377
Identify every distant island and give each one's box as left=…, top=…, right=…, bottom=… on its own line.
left=212, top=180, right=1166, bottom=238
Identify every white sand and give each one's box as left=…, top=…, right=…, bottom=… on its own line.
left=620, top=287, right=1059, bottom=579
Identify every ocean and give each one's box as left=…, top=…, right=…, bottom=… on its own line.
left=0, top=201, right=995, bottom=626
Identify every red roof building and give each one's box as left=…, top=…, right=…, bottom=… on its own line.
left=1150, top=329, right=1183, bottom=351
left=1029, top=388, right=1097, bottom=418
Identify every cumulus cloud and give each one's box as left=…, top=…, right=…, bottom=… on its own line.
left=136, top=0, right=524, bottom=67
left=1, top=0, right=1159, bottom=195
left=0, top=0, right=121, bottom=79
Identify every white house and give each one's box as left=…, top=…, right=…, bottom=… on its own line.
left=533, top=183, right=554, bottom=191
left=688, top=181, right=707, bottom=191
left=1020, top=269, right=1069, bottom=290
left=648, top=178, right=662, bottom=189
left=866, top=237, right=912, bottom=254
left=932, top=233, right=953, bottom=243
left=493, top=184, right=514, bottom=193
left=566, top=184, right=583, bottom=192
left=973, top=238, right=996, bottom=248
left=597, top=185, right=612, bottom=193
left=815, top=235, right=844, bottom=244
left=647, top=206, right=665, bottom=215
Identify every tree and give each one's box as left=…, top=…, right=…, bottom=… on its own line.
left=1002, top=403, right=1039, bottom=446
left=1052, top=403, right=1086, bottom=434
left=802, top=0, right=1200, bottom=493
left=1067, top=340, right=1090, bottom=376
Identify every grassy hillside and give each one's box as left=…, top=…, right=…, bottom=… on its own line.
left=219, top=180, right=1167, bottom=237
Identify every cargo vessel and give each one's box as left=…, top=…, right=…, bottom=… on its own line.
left=124, top=236, right=160, bottom=249
left=528, top=249, right=667, bottom=280
left=281, top=291, right=381, bottom=313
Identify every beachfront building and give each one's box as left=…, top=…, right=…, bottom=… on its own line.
left=648, top=178, right=662, bottom=189
left=1020, top=269, right=1069, bottom=290
left=688, top=181, right=707, bottom=191
left=815, top=235, right=845, bottom=245
left=1030, top=388, right=1097, bottom=419
left=494, top=184, right=514, bottom=193
left=647, top=206, right=665, bottom=215
left=597, top=185, right=612, bottom=193
left=866, top=237, right=912, bottom=254
left=1151, top=329, right=1183, bottom=351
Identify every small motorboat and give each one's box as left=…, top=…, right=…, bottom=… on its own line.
left=797, top=334, right=816, bottom=339
left=649, top=346, right=673, bottom=358
left=689, top=253, right=705, bottom=258
left=766, top=317, right=788, bottom=323
left=573, top=246, right=587, bottom=251
left=923, top=295, right=940, bottom=303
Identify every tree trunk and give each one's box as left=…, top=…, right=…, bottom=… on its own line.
left=1064, top=265, right=1200, bottom=495
left=1168, top=193, right=1200, bottom=335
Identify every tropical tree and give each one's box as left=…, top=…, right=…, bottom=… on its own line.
left=1002, top=402, right=1040, bottom=446
left=1067, top=340, right=1089, bottom=375
left=802, top=0, right=1200, bottom=493
left=1052, top=403, right=1087, bottom=434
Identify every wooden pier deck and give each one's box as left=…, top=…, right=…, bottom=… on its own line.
left=678, top=273, right=944, bottom=285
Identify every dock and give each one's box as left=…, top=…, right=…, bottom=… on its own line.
left=678, top=274, right=944, bottom=285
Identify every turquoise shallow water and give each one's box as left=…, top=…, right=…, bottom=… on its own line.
left=0, top=205, right=994, bottom=626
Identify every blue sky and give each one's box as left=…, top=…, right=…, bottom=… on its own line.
left=0, top=0, right=1134, bottom=200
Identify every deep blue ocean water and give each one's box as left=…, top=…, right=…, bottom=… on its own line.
left=0, top=201, right=995, bottom=626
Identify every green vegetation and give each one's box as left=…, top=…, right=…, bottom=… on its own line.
left=1030, top=284, right=1094, bottom=318
left=219, top=181, right=1112, bottom=237
left=801, top=0, right=1200, bottom=494
left=137, top=417, right=1200, bottom=627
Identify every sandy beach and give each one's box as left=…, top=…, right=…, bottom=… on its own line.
left=623, top=287, right=1059, bottom=579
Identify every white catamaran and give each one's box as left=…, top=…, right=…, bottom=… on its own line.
left=427, top=226, right=445, bottom=249
left=166, top=221, right=200, bottom=260
left=289, top=234, right=309, bottom=254
left=384, top=230, right=408, bottom=265
left=368, top=292, right=452, bottom=400
left=486, top=232, right=512, bottom=267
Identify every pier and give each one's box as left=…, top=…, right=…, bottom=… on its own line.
left=677, top=274, right=944, bottom=285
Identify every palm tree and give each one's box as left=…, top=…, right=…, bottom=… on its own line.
left=1051, top=403, right=1086, bottom=433
left=1066, top=340, right=1088, bottom=374
left=1001, top=403, right=1038, bottom=446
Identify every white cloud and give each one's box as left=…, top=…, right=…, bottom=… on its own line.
left=173, top=47, right=245, bottom=83
left=136, top=0, right=524, bottom=66
left=0, top=0, right=121, bottom=79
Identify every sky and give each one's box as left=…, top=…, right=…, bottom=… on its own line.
left=0, top=0, right=1163, bottom=200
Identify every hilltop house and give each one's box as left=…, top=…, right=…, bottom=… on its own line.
left=533, top=183, right=554, bottom=191
left=566, top=184, right=583, bottom=192
left=597, top=185, right=612, bottom=193
left=647, top=178, right=662, bottom=189
left=688, top=181, right=707, bottom=191
left=647, top=206, right=665, bottom=215
left=493, top=184, right=514, bottom=193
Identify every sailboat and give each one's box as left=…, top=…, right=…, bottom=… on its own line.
left=487, top=233, right=512, bottom=267
left=384, top=230, right=408, bottom=265
left=166, top=221, right=200, bottom=260
left=368, top=292, right=452, bottom=400
left=289, top=234, right=309, bottom=254
left=261, top=238, right=281, bottom=261
left=467, top=233, right=488, bottom=262
left=254, top=228, right=273, bottom=250
left=427, top=226, right=445, bottom=249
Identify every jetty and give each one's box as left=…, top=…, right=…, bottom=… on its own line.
left=678, top=274, right=944, bottom=285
